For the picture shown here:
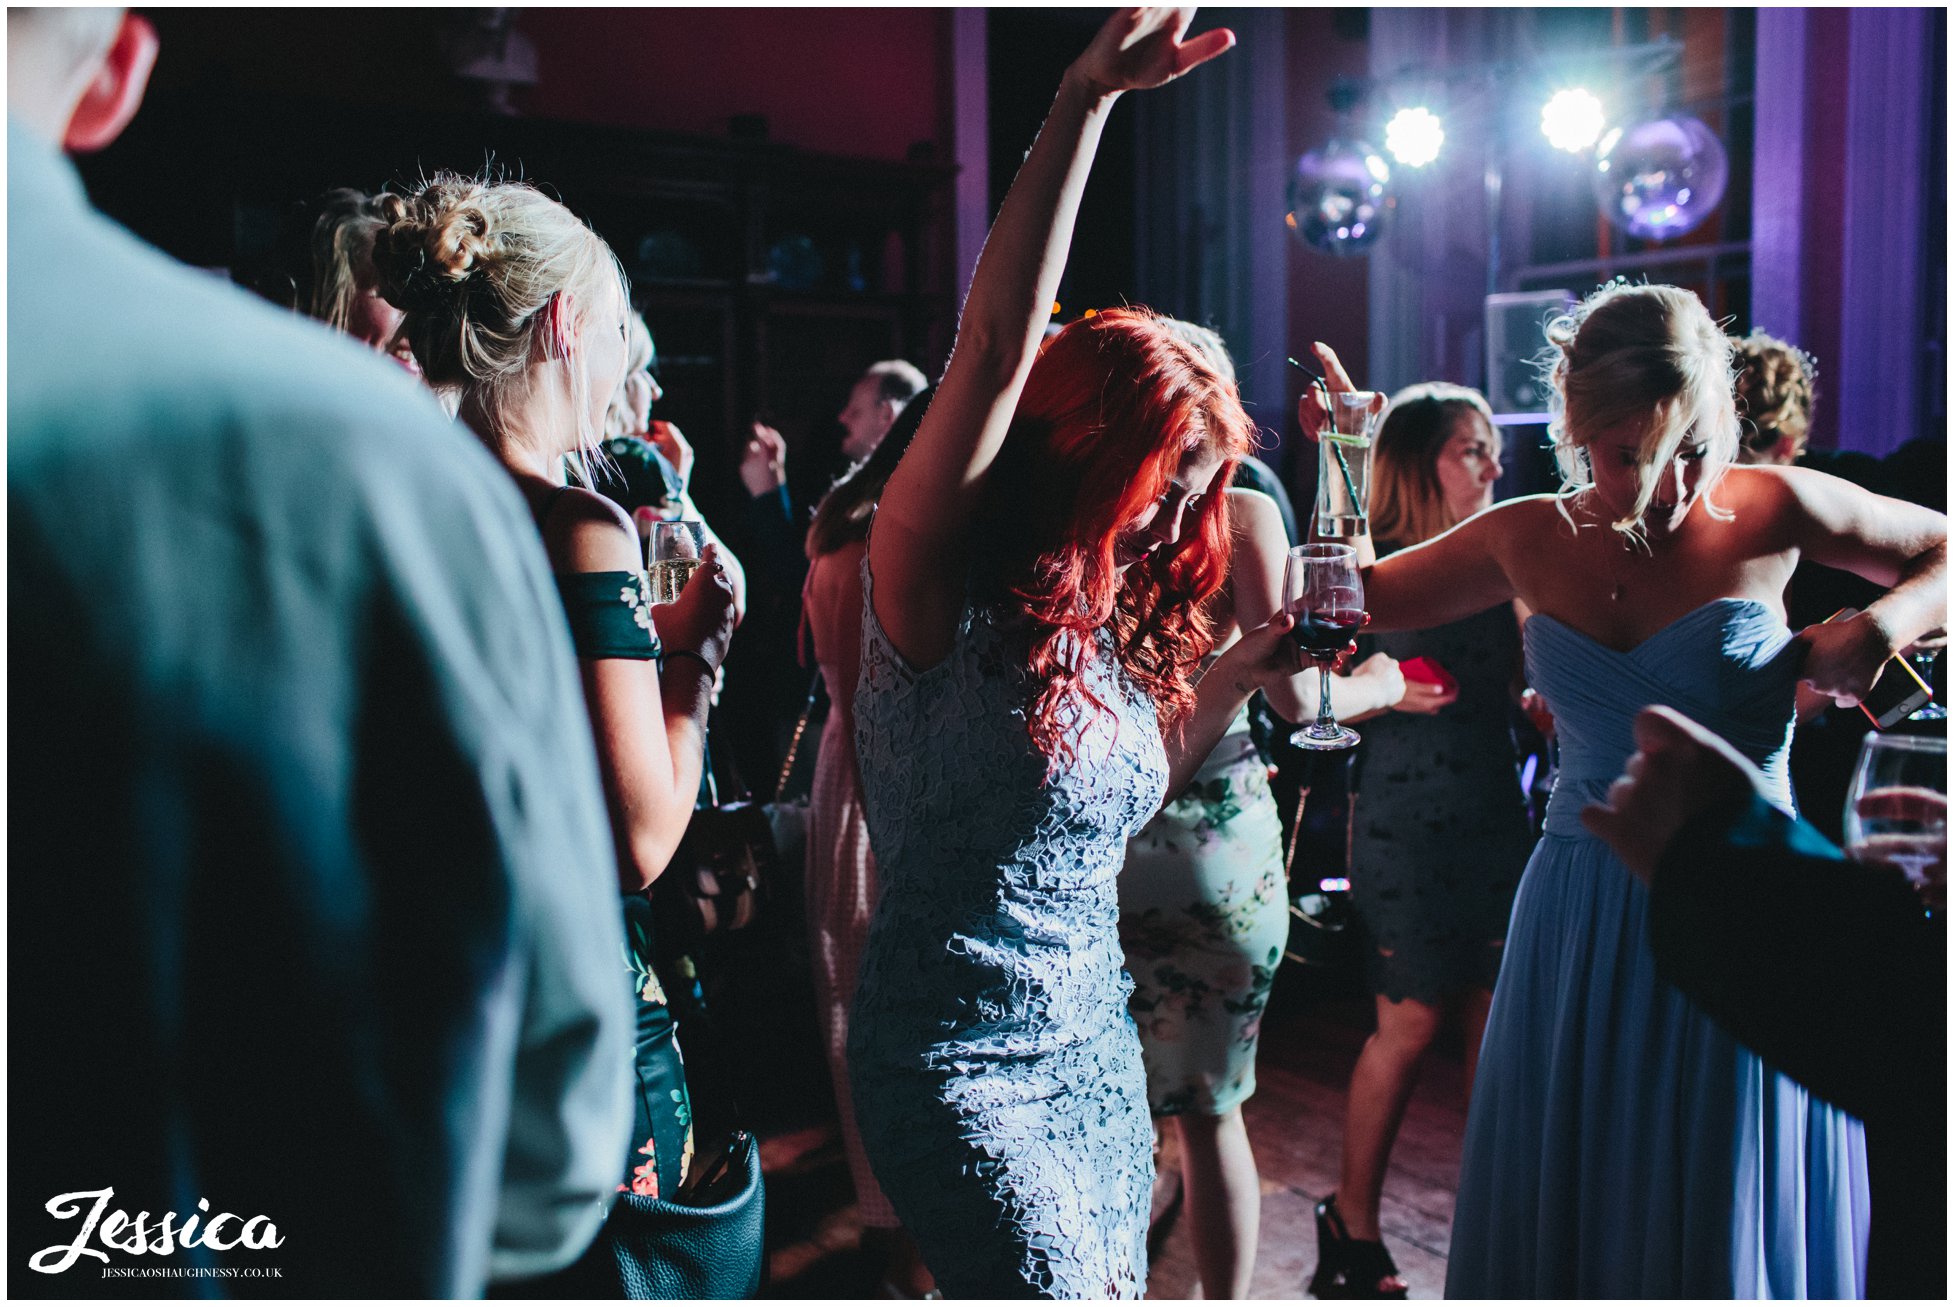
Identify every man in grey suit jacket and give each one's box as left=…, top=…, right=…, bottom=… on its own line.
left=9, top=10, right=632, bottom=1296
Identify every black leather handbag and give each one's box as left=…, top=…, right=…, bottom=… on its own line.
left=657, top=677, right=820, bottom=945
left=489, top=1131, right=764, bottom=1300
left=595, top=1130, right=766, bottom=1299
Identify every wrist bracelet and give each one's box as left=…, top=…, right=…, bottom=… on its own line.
left=663, top=648, right=717, bottom=678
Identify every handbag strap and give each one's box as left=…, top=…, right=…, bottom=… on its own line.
left=1281, top=783, right=1311, bottom=888
left=771, top=670, right=824, bottom=803
left=698, top=735, right=722, bottom=809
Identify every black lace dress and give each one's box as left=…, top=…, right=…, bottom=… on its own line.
left=1347, top=545, right=1532, bottom=1004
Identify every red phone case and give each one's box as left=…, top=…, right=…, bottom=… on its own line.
left=1401, top=656, right=1457, bottom=693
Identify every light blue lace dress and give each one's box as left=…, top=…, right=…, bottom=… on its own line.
left=846, top=561, right=1168, bottom=1298
left=1447, top=599, right=1870, bottom=1297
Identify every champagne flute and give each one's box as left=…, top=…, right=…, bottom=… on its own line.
left=1283, top=544, right=1365, bottom=750
left=1842, top=733, right=1947, bottom=914
left=645, top=519, right=707, bottom=604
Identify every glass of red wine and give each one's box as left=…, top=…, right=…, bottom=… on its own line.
left=1283, top=543, right=1364, bottom=750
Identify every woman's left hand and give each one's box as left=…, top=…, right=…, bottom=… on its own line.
left=1795, top=609, right=1897, bottom=706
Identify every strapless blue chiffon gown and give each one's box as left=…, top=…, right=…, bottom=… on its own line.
left=1446, top=599, right=1870, bottom=1298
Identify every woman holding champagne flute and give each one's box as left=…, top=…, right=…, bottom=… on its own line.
left=1296, top=281, right=1946, bottom=1297
left=373, top=176, right=741, bottom=1287
left=843, top=10, right=1318, bottom=1295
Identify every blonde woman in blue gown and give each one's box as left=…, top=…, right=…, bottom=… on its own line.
left=1300, top=282, right=1945, bottom=1297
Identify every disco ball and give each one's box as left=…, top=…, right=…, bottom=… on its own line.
left=1286, top=139, right=1394, bottom=256
left=1591, top=115, right=1729, bottom=240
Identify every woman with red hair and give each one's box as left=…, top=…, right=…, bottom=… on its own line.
left=843, top=10, right=1307, bottom=1297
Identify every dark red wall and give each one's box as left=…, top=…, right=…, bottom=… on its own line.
left=140, top=8, right=952, bottom=167
left=518, top=7, right=950, bottom=163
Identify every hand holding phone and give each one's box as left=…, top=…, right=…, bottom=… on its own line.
left=1813, top=609, right=1934, bottom=728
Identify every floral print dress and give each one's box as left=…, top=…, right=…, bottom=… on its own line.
left=1118, top=709, right=1288, bottom=1116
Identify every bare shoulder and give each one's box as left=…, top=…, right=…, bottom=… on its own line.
left=1465, top=493, right=1574, bottom=548
left=1725, top=461, right=1904, bottom=533
left=540, top=486, right=639, bottom=573
left=1718, top=461, right=1802, bottom=504
left=1226, top=486, right=1285, bottom=541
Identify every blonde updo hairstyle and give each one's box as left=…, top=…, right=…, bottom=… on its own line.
left=1543, top=282, right=1739, bottom=542
left=1731, top=329, right=1815, bottom=464
left=370, top=173, right=627, bottom=462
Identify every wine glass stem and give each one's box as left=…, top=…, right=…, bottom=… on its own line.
left=1315, top=663, right=1338, bottom=735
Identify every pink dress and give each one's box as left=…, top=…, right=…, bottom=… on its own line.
left=803, top=542, right=897, bottom=1227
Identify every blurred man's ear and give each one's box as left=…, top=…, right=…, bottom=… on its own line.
left=63, top=13, right=157, bottom=154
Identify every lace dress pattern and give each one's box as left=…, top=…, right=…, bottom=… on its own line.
left=846, top=560, right=1169, bottom=1298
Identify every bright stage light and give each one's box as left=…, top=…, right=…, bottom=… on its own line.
left=1540, top=88, right=1606, bottom=152
left=1384, top=106, right=1445, bottom=167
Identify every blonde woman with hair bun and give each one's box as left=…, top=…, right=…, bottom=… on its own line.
left=374, top=173, right=747, bottom=1294
left=1298, top=278, right=1945, bottom=1297
left=1731, top=329, right=1817, bottom=465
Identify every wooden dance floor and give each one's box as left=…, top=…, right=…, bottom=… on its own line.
left=758, top=971, right=1468, bottom=1299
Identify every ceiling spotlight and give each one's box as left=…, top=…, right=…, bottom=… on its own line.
left=1540, top=88, right=1606, bottom=152
left=1384, top=106, right=1445, bottom=168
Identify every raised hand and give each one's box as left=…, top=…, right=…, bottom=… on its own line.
left=738, top=422, right=788, bottom=498
left=1068, top=7, right=1236, bottom=99
left=645, top=420, right=695, bottom=494
left=1295, top=341, right=1385, bottom=440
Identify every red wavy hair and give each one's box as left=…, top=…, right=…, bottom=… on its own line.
left=971, top=307, right=1254, bottom=770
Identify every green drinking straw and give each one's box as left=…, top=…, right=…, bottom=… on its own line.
left=1288, top=357, right=1365, bottom=519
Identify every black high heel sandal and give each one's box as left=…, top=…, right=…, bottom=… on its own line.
left=1308, top=1193, right=1409, bottom=1300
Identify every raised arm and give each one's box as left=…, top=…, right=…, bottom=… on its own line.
left=1360, top=502, right=1529, bottom=632
left=869, top=8, right=1234, bottom=669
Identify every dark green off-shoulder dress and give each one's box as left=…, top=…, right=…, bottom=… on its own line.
left=554, top=567, right=695, bottom=1200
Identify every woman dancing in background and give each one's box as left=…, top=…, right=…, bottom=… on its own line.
left=846, top=10, right=1321, bottom=1296
left=1307, top=383, right=1531, bottom=1298
left=1301, top=281, right=1944, bottom=1296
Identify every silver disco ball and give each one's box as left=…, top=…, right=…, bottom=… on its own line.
left=1591, top=114, right=1729, bottom=240
left=1287, top=139, right=1394, bottom=256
